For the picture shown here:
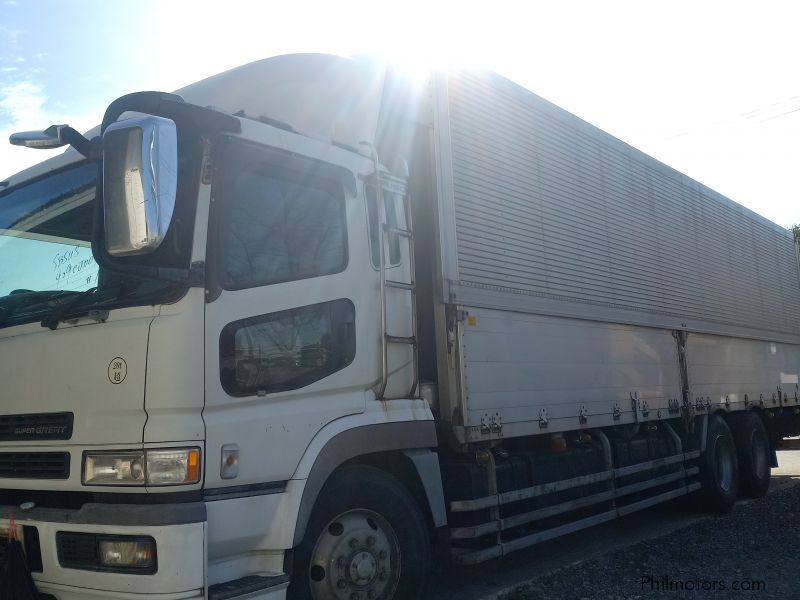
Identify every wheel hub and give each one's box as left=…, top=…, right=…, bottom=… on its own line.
left=309, top=509, right=400, bottom=600
left=349, top=551, right=377, bottom=585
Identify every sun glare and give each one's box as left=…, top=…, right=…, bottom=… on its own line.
left=368, top=47, right=489, bottom=85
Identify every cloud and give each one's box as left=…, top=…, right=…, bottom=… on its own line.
left=0, top=80, right=96, bottom=180
left=0, top=18, right=102, bottom=180
left=0, top=81, right=47, bottom=127
left=0, top=81, right=58, bottom=178
left=0, top=25, right=22, bottom=47
left=0, top=24, right=97, bottom=181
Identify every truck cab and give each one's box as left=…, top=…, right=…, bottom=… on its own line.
left=0, top=54, right=439, bottom=600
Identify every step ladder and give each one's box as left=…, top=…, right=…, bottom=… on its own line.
left=362, top=143, right=419, bottom=400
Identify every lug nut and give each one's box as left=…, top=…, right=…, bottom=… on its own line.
left=368, top=591, right=377, bottom=599
left=367, top=536, right=376, bottom=547
left=337, top=578, right=347, bottom=589
left=378, top=550, right=387, bottom=559
left=349, top=537, right=359, bottom=548
left=379, top=570, right=388, bottom=581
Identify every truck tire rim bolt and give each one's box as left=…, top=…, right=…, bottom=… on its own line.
left=309, top=509, right=400, bottom=600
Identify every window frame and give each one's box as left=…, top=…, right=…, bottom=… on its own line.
left=212, top=139, right=352, bottom=292
left=219, top=298, right=356, bottom=397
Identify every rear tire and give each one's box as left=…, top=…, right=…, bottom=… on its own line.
left=699, top=414, right=739, bottom=513
left=730, top=411, right=771, bottom=497
left=289, top=465, right=431, bottom=600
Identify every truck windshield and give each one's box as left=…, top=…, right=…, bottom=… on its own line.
left=0, top=163, right=99, bottom=297
left=0, top=161, right=183, bottom=329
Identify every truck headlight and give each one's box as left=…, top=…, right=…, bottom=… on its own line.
left=83, top=452, right=145, bottom=485
left=83, top=448, right=201, bottom=486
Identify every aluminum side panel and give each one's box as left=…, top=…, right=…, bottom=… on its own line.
left=458, top=307, right=682, bottom=440
left=686, top=333, right=800, bottom=411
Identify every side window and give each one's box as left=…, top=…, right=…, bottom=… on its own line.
left=221, top=159, right=347, bottom=289
left=220, top=299, right=356, bottom=396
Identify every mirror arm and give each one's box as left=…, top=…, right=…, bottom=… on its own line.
left=89, top=233, right=205, bottom=287
left=101, top=91, right=240, bottom=135
left=102, top=92, right=184, bottom=133
left=60, top=127, right=101, bottom=160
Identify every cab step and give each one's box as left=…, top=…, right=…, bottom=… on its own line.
left=208, top=574, right=290, bottom=600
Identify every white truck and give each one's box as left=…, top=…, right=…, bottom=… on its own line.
left=1, top=53, right=799, bottom=600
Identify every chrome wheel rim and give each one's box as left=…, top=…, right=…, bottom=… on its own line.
left=309, top=509, right=401, bottom=600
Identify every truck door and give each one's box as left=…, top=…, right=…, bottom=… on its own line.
left=203, top=137, right=370, bottom=489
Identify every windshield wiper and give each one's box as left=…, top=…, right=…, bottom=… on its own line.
left=40, top=287, right=104, bottom=330
left=0, top=290, right=74, bottom=327
left=1, top=279, right=172, bottom=330
left=39, top=285, right=134, bottom=330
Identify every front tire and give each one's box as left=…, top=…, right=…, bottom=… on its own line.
left=290, top=465, right=431, bottom=600
left=730, top=411, right=771, bottom=497
left=699, top=414, right=739, bottom=513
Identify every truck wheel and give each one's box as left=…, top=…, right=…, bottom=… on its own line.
left=290, top=465, right=431, bottom=600
left=699, top=414, right=739, bottom=513
left=730, top=411, right=771, bottom=497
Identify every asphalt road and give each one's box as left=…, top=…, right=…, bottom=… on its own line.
left=427, top=446, right=800, bottom=600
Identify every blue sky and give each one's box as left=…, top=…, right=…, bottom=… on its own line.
left=2, top=0, right=800, bottom=226
left=0, top=2, right=147, bottom=117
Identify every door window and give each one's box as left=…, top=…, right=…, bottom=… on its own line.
left=219, top=299, right=356, bottom=396
left=220, top=152, right=347, bottom=289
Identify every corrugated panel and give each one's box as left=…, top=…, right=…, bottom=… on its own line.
left=445, top=71, right=800, bottom=337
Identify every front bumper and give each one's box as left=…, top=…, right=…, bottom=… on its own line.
left=0, top=502, right=206, bottom=599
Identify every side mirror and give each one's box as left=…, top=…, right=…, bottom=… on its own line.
left=102, top=116, right=177, bottom=256
left=10, top=124, right=71, bottom=149
left=10, top=124, right=95, bottom=158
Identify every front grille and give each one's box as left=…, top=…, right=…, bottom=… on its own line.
left=0, top=412, right=74, bottom=441
left=57, top=532, right=99, bottom=568
left=0, top=452, right=70, bottom=479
